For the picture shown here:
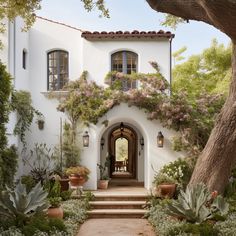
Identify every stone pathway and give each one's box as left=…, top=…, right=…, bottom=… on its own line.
left=77, top=218, right=156, bottom=236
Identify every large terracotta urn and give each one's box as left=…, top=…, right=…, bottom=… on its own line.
left=69, top=175, right=86, bottom=187
left=155, top=184, right=176, bottom=198
left=47, top=206, right=64, bottom=219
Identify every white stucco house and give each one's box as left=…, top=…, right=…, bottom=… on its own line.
left=0, top=16, right=185, bottom=190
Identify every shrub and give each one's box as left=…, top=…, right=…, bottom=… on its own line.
left=20, top=175, right=37, bottom=193
left=169, top=222, right=220, bottom=236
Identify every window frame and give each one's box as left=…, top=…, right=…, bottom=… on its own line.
left=111, top=50, right=138, bottom=91
left=47, top=50, right=69, bottom=91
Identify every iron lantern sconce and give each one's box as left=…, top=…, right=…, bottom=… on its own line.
left=157, top=131, right=164, bottom=148
left=83, top=131, right=89, bottom=147
left=140, top=137, right=144, bottom=150
left=101, top=137, right=105, bottom=149
left=120, top=122, right=124, bottom=132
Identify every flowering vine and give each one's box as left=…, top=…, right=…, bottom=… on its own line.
left=55, top=62, right=224, bottom=155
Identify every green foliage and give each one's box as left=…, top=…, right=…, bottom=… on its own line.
left=161, top=14, right=186, bottom=29
left=20, top=175, right=37, bottom=193
left=169, top=222, right=220, bottom=236
left=61, top=122, right=81, bottom=168
left=60, top=190, right=73, bottom=201
left=214, top=212, right=236, bottom=235
left=173, top=39, right=231, bottom=98
left=159, top=158, right=193, bottom=188
left=22, top=143, right=55, bottom=183
left=11, top=90, right=41, bottom=147
left=80, top=0, right=109, bottom=18
left=0, top=62, right=18, bottom=190
left=0, top=182, right=48, bottom=227
left=44, top=179, right=62, bottom=207
left=0, top=145, right=18, bottom=189
left=153, top=172, right=176, bottom=186
left=97, top=153, right=110, bottom=180
left=166, top=183, right=229, bottom=223
left=21, top=214, right=66, bottom=236
left=0, top=62, right=12, bottom=151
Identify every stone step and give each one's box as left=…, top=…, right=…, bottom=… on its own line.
left=109, top=179, right=144, bottom=187
left=90, top=200, right=146, bottom=209
left=93, top=194, right=148, bottom=201
left=87, top=209, right=147, bottom=218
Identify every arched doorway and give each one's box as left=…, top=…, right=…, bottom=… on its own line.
left=109, top=122, right=137, bottom=179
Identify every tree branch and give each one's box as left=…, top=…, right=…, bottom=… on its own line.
left=146, top=0, right=236, bottom=40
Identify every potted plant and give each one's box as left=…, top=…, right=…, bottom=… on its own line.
left=97, top=155, right=110, bottom=189
left=65, top=166, right=90, bottom=187
left=47, top=197, right=63, bottom=219
left=45, top=179, right=63, bottom=219
left=153, top=172, right=176, bottom=198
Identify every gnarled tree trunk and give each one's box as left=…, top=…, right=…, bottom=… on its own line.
left=147, top=0, right=236, bottom=193
left=190, top=42, right=236, bottom=193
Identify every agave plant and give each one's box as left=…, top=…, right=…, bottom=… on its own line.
left=0, top=182, right=49, bottom=225
left=166, top=183, right=229, bottom=223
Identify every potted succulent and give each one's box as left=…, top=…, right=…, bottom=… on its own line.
left=36, top=114, right=45, bottom=130
left=65, top=166, right=90, bottom=187
left=153, top=172, right=176, bottom=198
left=97, top=155, right=110, bottom=189
left=45, top=179, right=63, bottom=219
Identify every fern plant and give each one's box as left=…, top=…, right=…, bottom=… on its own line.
left=0, top=182, right=48, bottom=226
left=166, top=183, right=229, bottom=223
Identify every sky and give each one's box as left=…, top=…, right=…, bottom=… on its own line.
left=37, top=0, right=230, bottom=60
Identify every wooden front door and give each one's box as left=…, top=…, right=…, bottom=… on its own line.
left=109, top=124, right=137, bottom=179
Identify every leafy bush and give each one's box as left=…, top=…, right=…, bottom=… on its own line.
left=21, top=175, right=37, bottom=193
left=153, top=172, right=176, bottom=186
left=60, top=190, right=73, bottom=201
left=0, top=145, right=18, bottom=189
left=21, top=214, right=66, bottom=236
left=160, top=158, right=193, bottom=188
left=169, top=222, right=220, bottom=236
left=214, top=212, right=236, bottom=235
left=166, top=183, right=229, bottom=223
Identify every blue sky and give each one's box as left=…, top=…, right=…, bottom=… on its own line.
left=37, top=0, right=230, bottom=60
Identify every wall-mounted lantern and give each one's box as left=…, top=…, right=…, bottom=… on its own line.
left=83, top=131, right=89, bottom=147
left=140, top=137, right=144, bottom=150
left=157, top=131, right=164, bottom=148
left=101, top=137, right=105, bottom=149
left=120, top=122, right=124, bottom=132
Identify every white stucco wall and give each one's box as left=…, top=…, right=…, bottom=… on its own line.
left=82, top=39, right=171, bottom=85
left=81, top=103, right=185, bottom=190
left=3, top=17, right=182, bottom=190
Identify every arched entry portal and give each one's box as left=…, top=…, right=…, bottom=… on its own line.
left=109, top=122, right=137, bottom=179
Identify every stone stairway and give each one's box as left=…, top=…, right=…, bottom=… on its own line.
left=88, top=188, right=148, bottom=218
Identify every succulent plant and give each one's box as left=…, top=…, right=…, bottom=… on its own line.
left=0, top=182, right=49, bottom=223
left=166, top=183, right=229, bottom=223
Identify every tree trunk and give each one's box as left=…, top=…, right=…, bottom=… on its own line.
left=146, top=0, right=236, bottom=193
left=189, top=42, right=236, bottom=193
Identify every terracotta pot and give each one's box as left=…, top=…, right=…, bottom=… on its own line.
left=47, top=206, right=63, bottom=219
left=59, top=178, right=69, bottom=191
left=98, top=180, right=109, bottom=189
left=69, top=175, right=86, bottom=187
left=155, top=184, right=176, bottom=198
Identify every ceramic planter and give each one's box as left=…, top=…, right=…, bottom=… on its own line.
left=47, top=206, right=63, bottom=219
left=155, top=183, right=176, bottom=198
left=98, top=180, right=109, bottom=189
left=69, top=175, right=86, bottom=187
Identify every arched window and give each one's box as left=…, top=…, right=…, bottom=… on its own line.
left=47, top=50, right=69, bottom=91
left=111, top=51, right=138, bottom=90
